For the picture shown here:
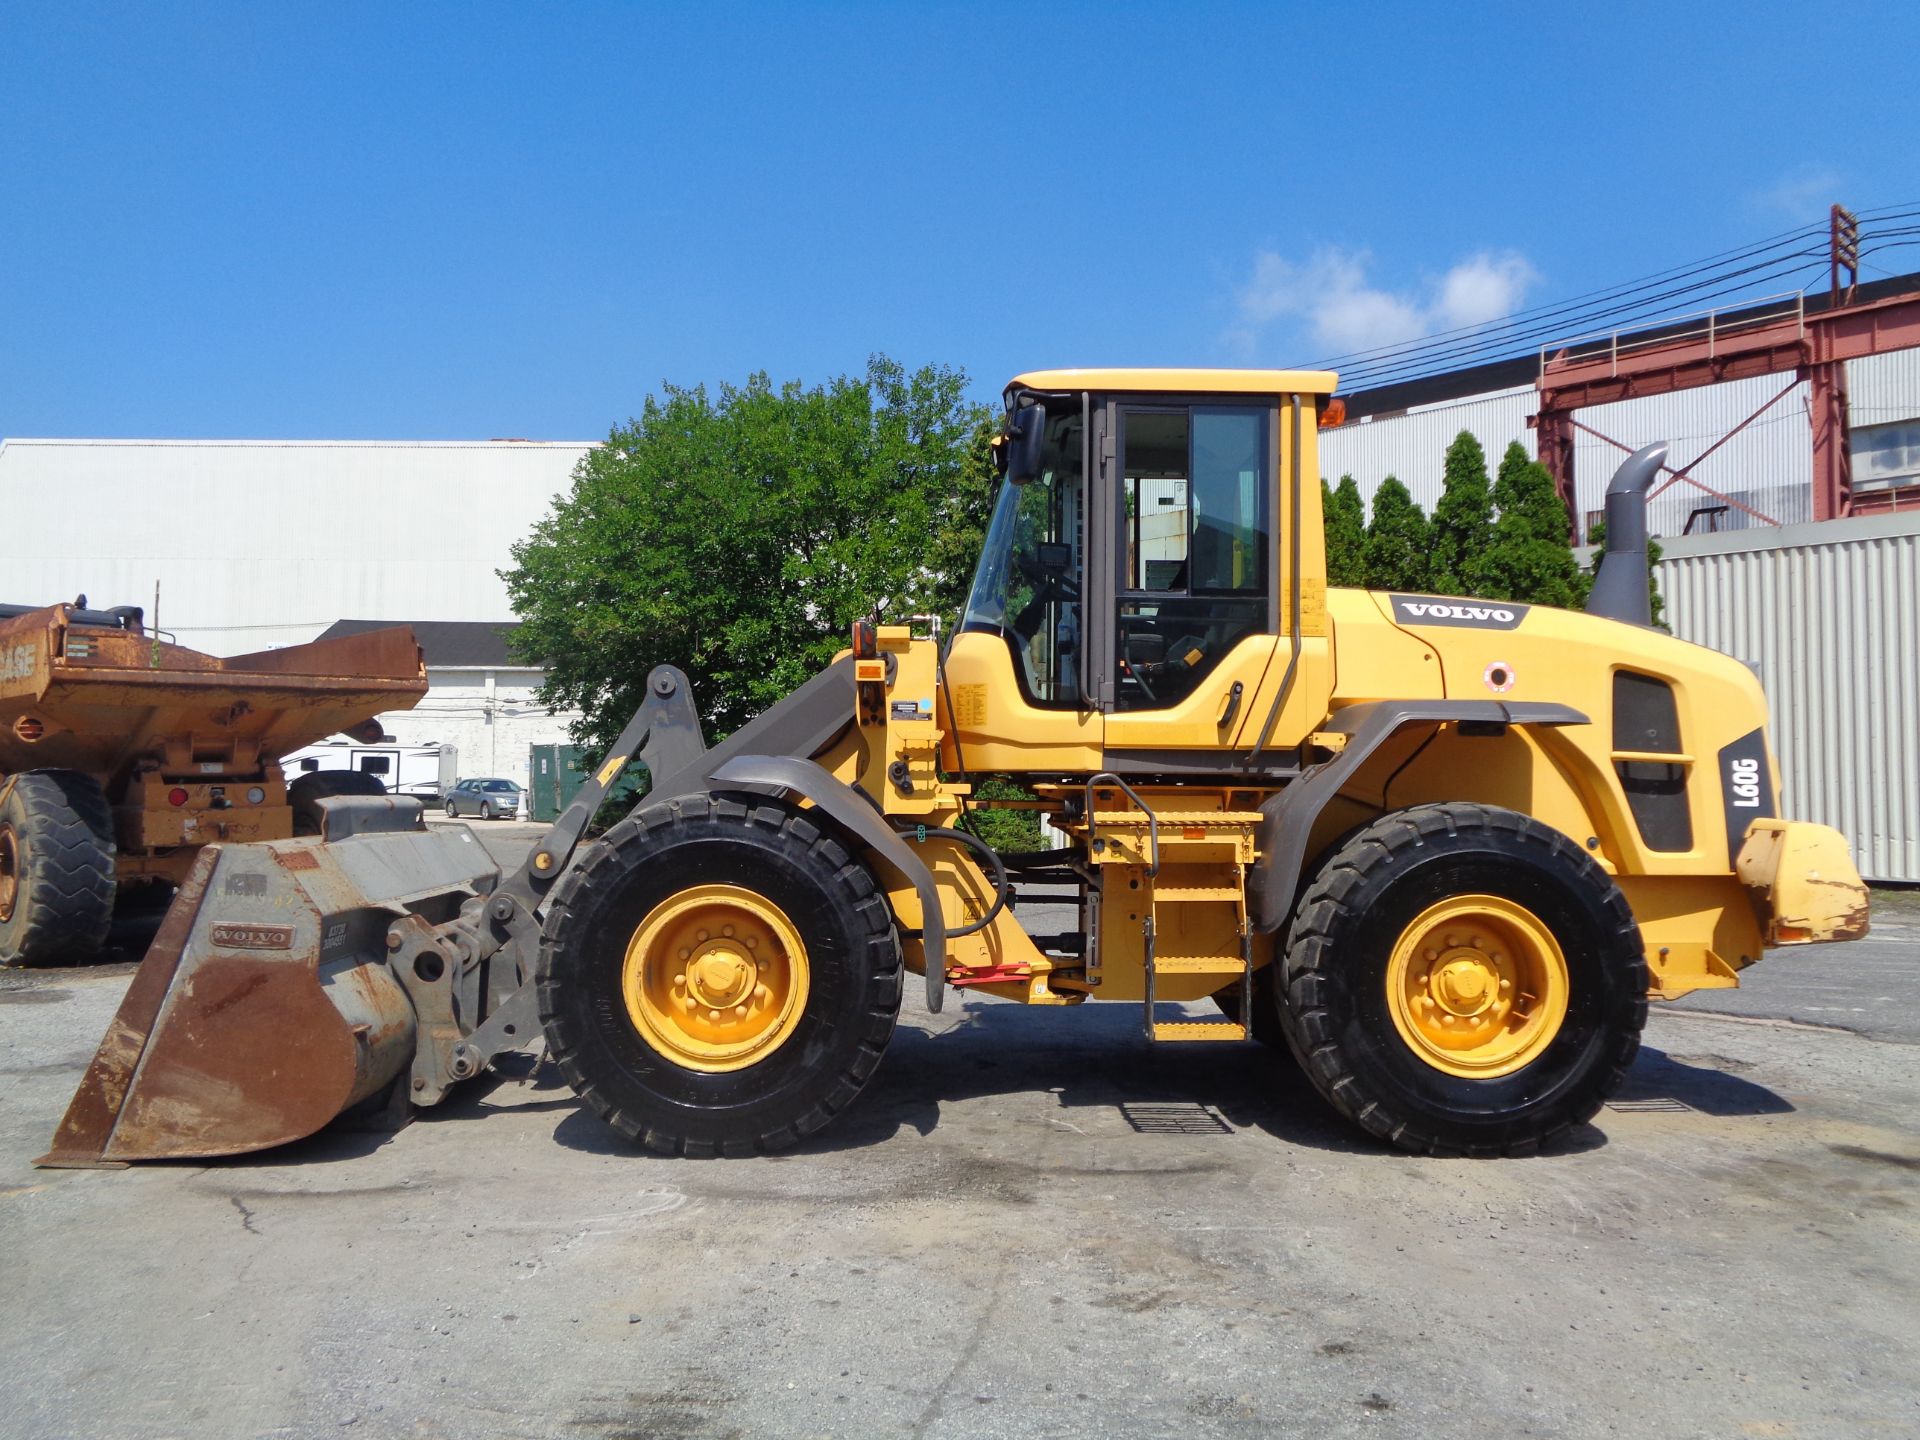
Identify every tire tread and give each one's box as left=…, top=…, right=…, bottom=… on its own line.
left=1276, top=801, right=1646, bottom=1158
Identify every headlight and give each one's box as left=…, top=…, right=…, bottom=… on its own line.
left=246, top=786, right=266, bottom=805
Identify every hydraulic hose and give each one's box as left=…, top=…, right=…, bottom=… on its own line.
left=893, top=820, right=1011, bottom=938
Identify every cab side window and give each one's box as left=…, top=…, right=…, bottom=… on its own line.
left=1115, top=405, right=1271, bottom=711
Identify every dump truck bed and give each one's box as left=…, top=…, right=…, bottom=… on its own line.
left=0, top=605, right=427, bottom=783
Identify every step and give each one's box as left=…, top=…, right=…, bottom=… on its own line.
left=1148, top=1020, right=1249, bottom=1042
left=1149, top=954, right=1248, bottom=976
left=1150, top=883, right=1243, bottom=902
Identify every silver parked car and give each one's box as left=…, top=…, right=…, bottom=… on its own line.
left=444, top=777, right=525, bottom=820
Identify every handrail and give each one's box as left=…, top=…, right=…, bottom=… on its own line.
left=1084, top=771, right=1160, bottom=877
left=1541, top=291, right=1807, bottom=378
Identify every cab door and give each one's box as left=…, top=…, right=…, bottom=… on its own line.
left=1100, top=396, right=1329, bottom=758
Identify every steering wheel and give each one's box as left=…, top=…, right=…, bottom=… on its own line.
left=1013, top=552, right=1080, bottom=603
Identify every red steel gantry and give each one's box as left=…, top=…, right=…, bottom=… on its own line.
left=1533, top=208, right=1920, bottom=536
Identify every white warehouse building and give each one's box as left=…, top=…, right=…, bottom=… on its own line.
left=0, top=437, right=598, bottom=789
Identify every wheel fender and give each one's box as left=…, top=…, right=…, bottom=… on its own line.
left=1248, top=700, right=1590, bottom=933
left=705, top=755, right=948, bottom=1013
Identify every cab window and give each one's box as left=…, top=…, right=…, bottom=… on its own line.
left=1116, top=405, right=1270, bottom=712
left=960, top=406, right=1085, bottom=709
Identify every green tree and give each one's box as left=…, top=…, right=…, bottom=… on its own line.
left=1429, top=430, right=1494, bottom=595
left=503, top=356, right=996, bottom=752
left=1323, top=475, right=1369, bottom=586
left=963, top=774, right=1044, bottom=853
left=1364, top=476, right=1432, bottom=591
left=1479, top=441, right=1583, bottom=608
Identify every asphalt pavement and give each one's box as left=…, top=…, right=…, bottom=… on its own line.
left=1, top=824, right=1914, bottom=1440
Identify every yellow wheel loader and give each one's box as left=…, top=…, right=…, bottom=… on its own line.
left=39, top=369, right=1870, bottom=1167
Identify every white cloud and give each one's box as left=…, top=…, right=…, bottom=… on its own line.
left=1435, top=252, right=1540, bottom=330
left=1232, top=245, right=1539, bottom=359
left=1753, top=168, right=1840, bottom=221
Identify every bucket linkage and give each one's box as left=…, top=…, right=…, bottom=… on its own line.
left=38, top=666, right=711, bottom=1166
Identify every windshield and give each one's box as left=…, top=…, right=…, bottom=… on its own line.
left=961, top=405, right=1083, bottom=707
left=480, top=780, right=519, bottom=792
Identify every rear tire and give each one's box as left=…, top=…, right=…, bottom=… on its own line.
left=288, top=769, right=388, bottom=836
left=445, top=798, right=458, bottom=817
left=0, top=771, right=116, bottom=966
left=1277, top=802, right=1646, bottom=1157
left=539, top=792, right=902, bottom=1156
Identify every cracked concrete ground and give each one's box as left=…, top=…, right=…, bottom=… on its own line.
left=2, top=860, right=1915, bottom=1440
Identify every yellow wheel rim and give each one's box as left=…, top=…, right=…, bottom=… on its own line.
left=621, top=883, right=810, bottom=1073
left=1385, top=894, right=1570, bottom=1079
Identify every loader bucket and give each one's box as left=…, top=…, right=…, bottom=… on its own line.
left=38, top=817, right=500, bottom=1166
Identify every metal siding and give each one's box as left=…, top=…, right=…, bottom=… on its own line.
left=1319, top=387, right=1535, bottom=514
left=0, top=439, right=596, bottom=654
left=1323, top=377, right=1827, bottom=536
left=1658, top=515, right=1920, bottom=882
left=1578, top=376, right=1814, bottom=535
left=1847, top=349, right=1920, bottom=426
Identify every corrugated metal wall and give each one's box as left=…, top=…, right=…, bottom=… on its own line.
left=1658, top=511, right=1920, bottom=882
left=1319, top=386, right=1536, bottom=515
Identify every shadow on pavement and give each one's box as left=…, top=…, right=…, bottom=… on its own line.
left=544, top=1000, right=1611, bottom=1161
left=1611, top=1044, right=1794, bottom=1118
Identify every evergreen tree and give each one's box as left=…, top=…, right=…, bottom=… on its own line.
left=1480, top=441, right=1583, bottom=608
left=1429, top=430, right=1494, bottom=595
left=1364, top=476, right=1431, bottom=591
left=1323, top=475, right=1369, bottom=586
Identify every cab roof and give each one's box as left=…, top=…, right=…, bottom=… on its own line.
left=1006, top=367, right=1340, bottom=399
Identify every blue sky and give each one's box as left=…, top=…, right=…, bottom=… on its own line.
left=3, top=2, right=1915, bottom=440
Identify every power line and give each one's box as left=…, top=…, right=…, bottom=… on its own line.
left=1307, top=208, right=1920, bottom=395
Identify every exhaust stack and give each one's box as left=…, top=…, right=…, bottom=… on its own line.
left=1585, top=441, right=1669, bottom=626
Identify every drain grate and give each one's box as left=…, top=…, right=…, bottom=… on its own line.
left=1606, top=1096, right=1693, bottom=1114
left=1120, top=1102, right=1233, bottom=1135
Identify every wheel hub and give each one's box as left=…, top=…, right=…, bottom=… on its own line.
left=1431, top=950, right=1498, bottom=1016
left=622, top=884, right=808, bottom=1072
left=1386, top=896, right=1570, bottom=1078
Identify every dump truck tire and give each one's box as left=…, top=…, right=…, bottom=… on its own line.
left=0, top=771, right=116, bottom=966
left=288, top=769, right=388, bottom=835
left=539, top=792, right=902, bottom=1157
left=1277, top=802, right=1646, bottom=1158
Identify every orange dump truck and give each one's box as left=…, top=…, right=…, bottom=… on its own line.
left=0, top=602, right=426, bottom=965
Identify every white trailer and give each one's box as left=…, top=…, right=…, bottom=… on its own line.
left=281, top=737, right=457, bottom=801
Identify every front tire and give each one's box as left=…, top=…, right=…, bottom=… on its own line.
left=0, top=771, right=117, bottom=966
left=1278, top=802, right=1646, bottom=1157
left=539, top=793, right=902, bottom=1156
left=478, top=800, right=494, bottom=820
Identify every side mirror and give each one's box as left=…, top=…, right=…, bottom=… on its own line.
left=999, top=403, right=1048, bottom=484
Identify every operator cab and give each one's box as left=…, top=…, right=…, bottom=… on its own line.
left=955, top=370, right=1336, bottom=766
